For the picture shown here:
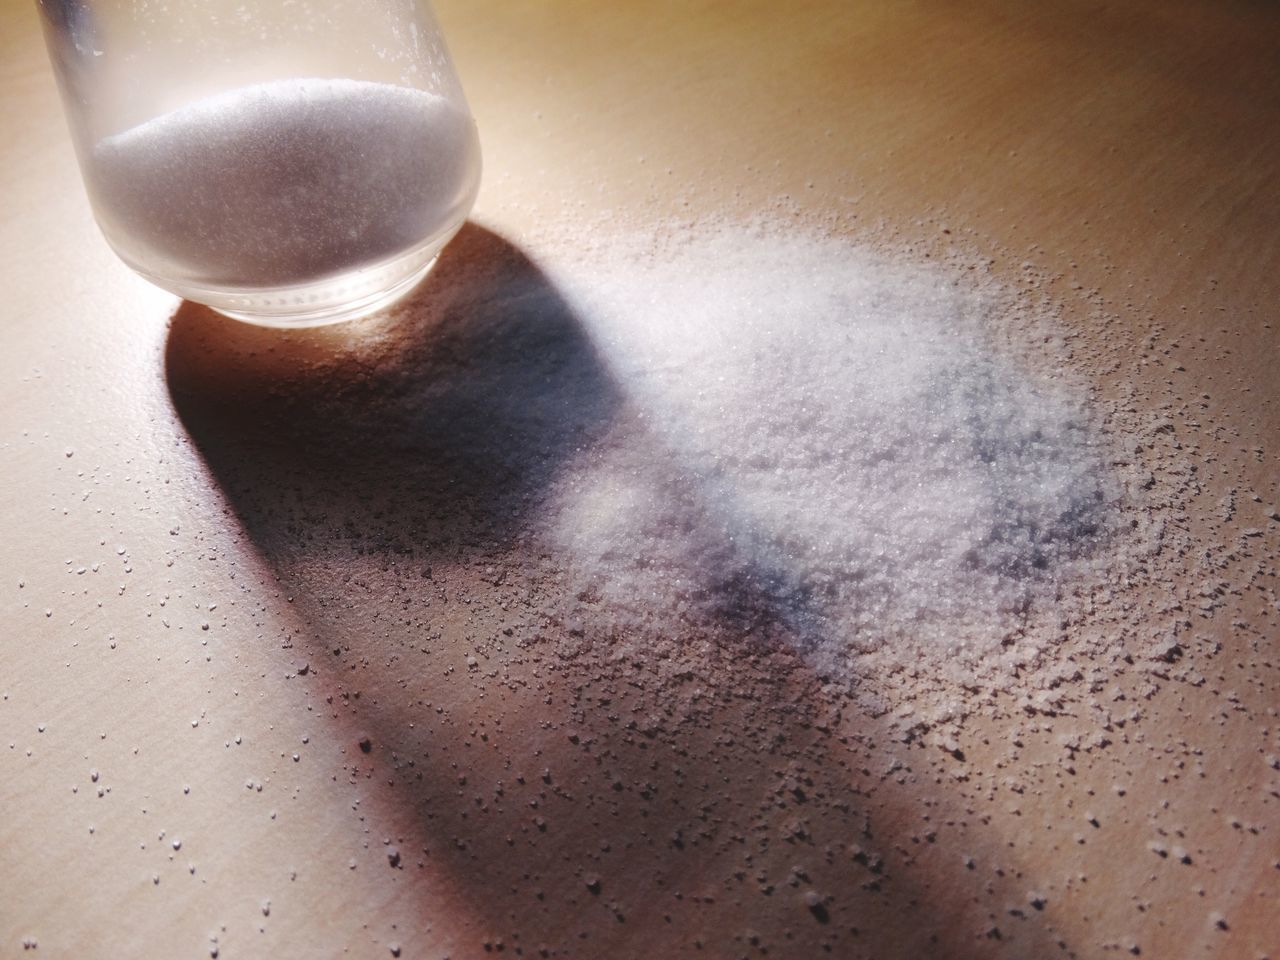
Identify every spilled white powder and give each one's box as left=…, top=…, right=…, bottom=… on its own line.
left=89, top=78, right=479, bottom=288
left=522, top=222, right=1122, bottom=670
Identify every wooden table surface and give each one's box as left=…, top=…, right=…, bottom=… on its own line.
left=2, top=1, right=1277, bottom=958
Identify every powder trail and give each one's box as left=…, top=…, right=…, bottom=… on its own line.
left=527, top=223, right=1124, bottom=671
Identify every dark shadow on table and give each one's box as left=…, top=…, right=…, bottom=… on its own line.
left=164, top=223, right=621, bottom=555
left=164, top=223, right=1065, bottom=960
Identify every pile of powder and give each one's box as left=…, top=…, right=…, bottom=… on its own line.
left=89, top=78, right=479, bottom=288
left=509, top=221, right=1130, bottom=674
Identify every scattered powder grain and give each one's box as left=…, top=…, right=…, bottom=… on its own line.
left=515, top=222, right=1134, bottom=673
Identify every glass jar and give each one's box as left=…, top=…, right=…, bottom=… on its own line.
left=37, top=0, right=482, bottom=326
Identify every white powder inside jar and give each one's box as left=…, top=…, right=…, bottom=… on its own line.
left=89, top=78, right=478, bottom=288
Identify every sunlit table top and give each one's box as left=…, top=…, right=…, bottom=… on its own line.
left=2, top=1, right=1276, bottom=957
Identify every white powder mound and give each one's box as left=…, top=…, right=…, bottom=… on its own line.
left=89, top=78, right=479, bottom=288
left=528, top=223, right=1122, bottom=670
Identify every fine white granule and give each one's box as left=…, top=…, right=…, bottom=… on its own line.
left=526, top=222, right=1122, bottom=670
left=89, top=78, right=478, bottom=288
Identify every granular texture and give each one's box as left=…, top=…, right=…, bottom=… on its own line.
left=517, top=223, right=1132, bottom=673
left=90, top=78, right=478, bottom=288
